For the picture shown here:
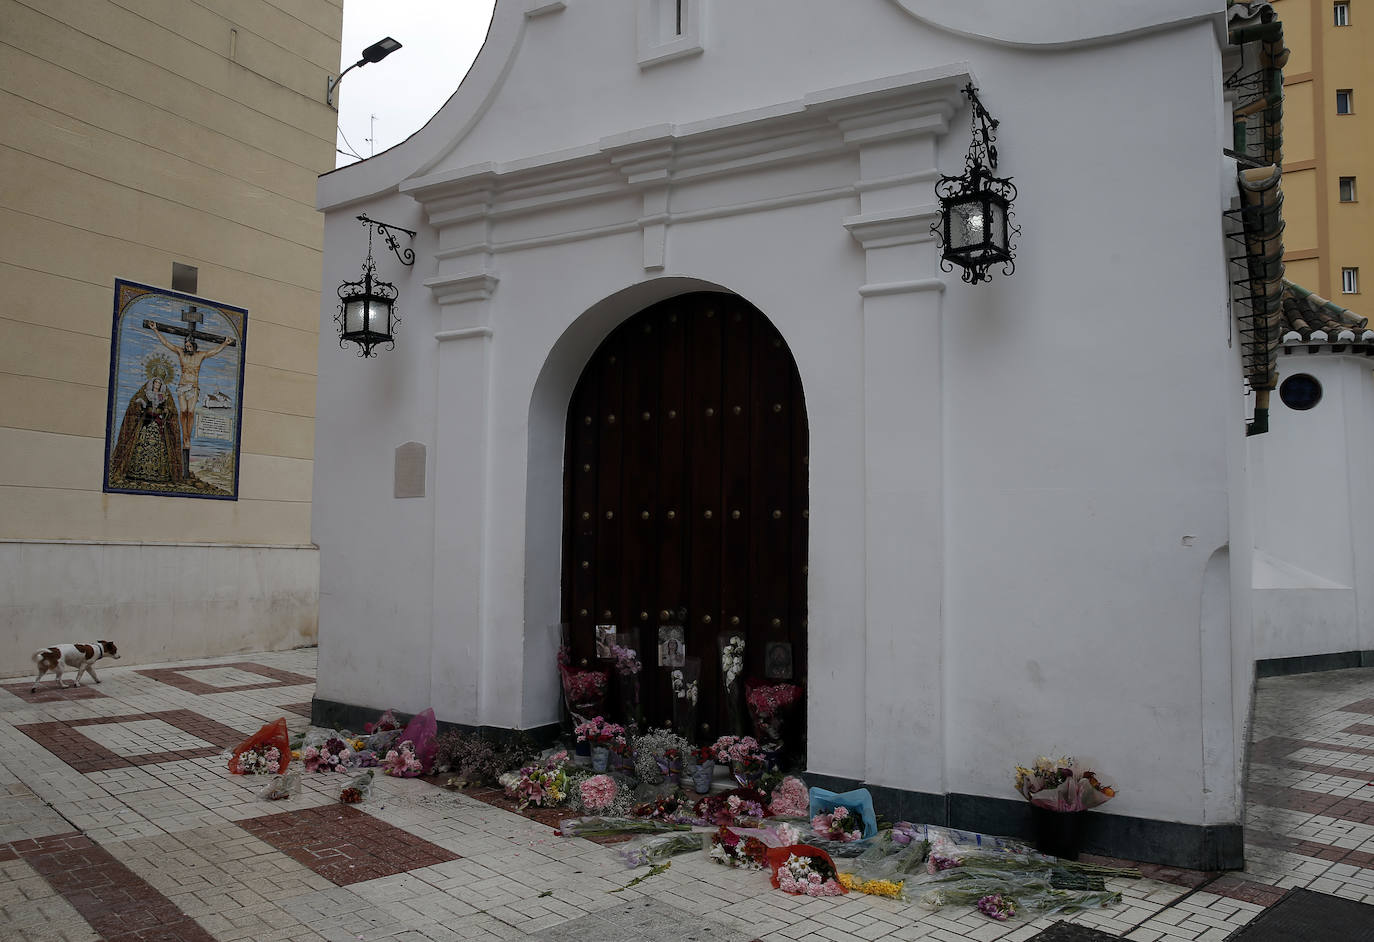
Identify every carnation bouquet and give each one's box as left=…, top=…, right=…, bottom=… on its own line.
left=578, top=773, right=619, bottom=812
left=1014, top=756, right=1115, bottom=812
left=766, top=845, right=847, bottom=897
left=574, top=716, right=626, bottom=748
left=745, top=680, right=803, bottom=744
left=713, top=734, right=766, bottom=786
left=769, top=776, right=810, bottom=817
left=302, top=736, right=353, bottom=773
left=811, top=805, right=864, bottom=843
left=234, top=744, right=282, bottom=775
left=558, top=646, right=609, bottom=717
left=340, top=770, right=374, bottom=804
left=694, top=787, right=769, bottom=826
left=709, top=826, right=769, bottom=870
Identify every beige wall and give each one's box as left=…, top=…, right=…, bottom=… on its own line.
left=0, top=0, right=340, bottom=667
left=0, top=0, right=340, bottom=545
left=1274, top=0, right=1372, bottom=314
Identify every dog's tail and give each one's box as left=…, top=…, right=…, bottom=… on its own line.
left=32, top=646, right=59, bottom=667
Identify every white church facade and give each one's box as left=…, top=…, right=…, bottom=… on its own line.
left=311, top=1, right=1369, bottom=868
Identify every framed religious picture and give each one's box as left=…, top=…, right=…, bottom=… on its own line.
left=102, top=280, right=247, bottom=499
left=764, top=641, right=794, bottom=680
left=594, top=624, right=617, bottom=659
left=658, top=625, right=686, bottom=668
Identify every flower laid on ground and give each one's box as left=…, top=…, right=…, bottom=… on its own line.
left=838, top=872, right=905, bottom=899
left=709, top=826, right=768, bottom=869
left=363, top=710, right=400, bottom=734
left=579, top=774, right=617, bottom=812
left=773, top=822, right=803, bottom=847
left=774, top=852, right=845, bottom=897
left=670, top=669, right=698, bottom=705
left=719, top=635, right=745, bottom=689
left=302, top=737, right=353, bottom=773
left=812, top=805, right=864, bottom=843
left=504, top=756, right=569, bottom=809
left=695, top=787, right=769, bottom=825
left=769, top=775, right=810, bottom=817
left=234, top=745, right=281, bottom=775
left=610, top=644, right=642, bottom=675
left=382, top=740, right=424, bottom=777
left=1014, top=756, right=1115, bottom=812
left=340, top=770, right=374, bottom=804
left=928, top=851, right=962, bottom=873
left=977, top=894, right=1016, bottom=921
left=630, top=792, right=690, bottom=822
left=574, top=716, right=626, bottom=747
left=746, top=682, right=803, bottom=741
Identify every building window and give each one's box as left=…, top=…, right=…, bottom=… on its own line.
left=1336, top=89, right=1353, bottom=114
left=1280, top=374, right=1323, bottom=411
left=1340, top=176, right=1358, bottom=201
left=637, top=0, right=704, bottom=68
left=1343, top=267, right=1360, bottom=293
left=1334, top=2, right=1350, bottom=25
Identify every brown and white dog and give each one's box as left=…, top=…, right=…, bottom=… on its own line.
left=31, top=641, right=121, bottom=692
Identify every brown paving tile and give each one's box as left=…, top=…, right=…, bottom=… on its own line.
left=1339, top=698, right=1374, bottom=715
left=6, top=831, right=215, bottom=941
left=1249, top=784, right=1374, bottom=825
left=279, top=701, right=313, bottom=717
left=1340, top=722, right=1374, bottom=737
left=136, top=661, right=314, bottom=696
left=1251, top=735, right=1374, bottom=762
left=1287, top=759, right=1374, bottom=783
left=0, top=681, right=107, bottom=703
left=1207, top=874, right=1287, bottom=907
left=236, top=804, right=460, bottom=886
left=14, top=709, right=248, bottom=773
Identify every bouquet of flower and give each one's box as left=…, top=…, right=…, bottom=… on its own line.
left=746, top=681, right=803, bottom=743
left=558, top=646, right=609, bottom=715
left=382, top=740, right=424, bottom=777
left=363, top=710, right=400, bottom=734
left=718, top=634, right=747, bottom=734
left=767, top=846, right=846, bottom=897
left=618, top=831, right=707, bottom=867
left=257, top=769, right=301, bottom=801
left=234, top=744, right=282, bottom=775
left=340, top=770, right=374, bottom=804
left=692, top=744, right=716, bottom=765
left=1014, top=756, right=1115, bottom=812
left=574, top=716, right=626, bottom=748
left=769, top=776, right=810, bottom=817
left=978, top=894, right=1016, bottom=921
left=713, top=734, right=766, bottom=784
left=632, top=728, right=690, bottom=784
left=812, top=805, right=864, bottom=843
left=505, top=761, right=568, bottom=809
left=709, top=826, right=769, bottom=869
left=694, top=787, right=769, bottom=826
left=630, top=792, right=690, bottom=822
left=302, top=737, right=353, bottom=773
left=670, top=670, right=699, bottom=705
left=579, top=774, right=618, bottom=812
left=611, top=644, right=641, bottom=676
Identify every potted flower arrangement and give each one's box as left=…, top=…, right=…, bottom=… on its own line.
left=632, top=728, right=690, bottom=785
left=1014, top=755, right=1115, bottom=860
left=574, top=716, right=626, bottom=773
left=690, top=744, right=717, bottom=794
left=713, top=734, right=767, bottom=788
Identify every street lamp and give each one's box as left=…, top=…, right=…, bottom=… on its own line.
left=327, top=36, right=402, bottom=110
left=335, top=215, right=414, bottom=358
left=932, top=84, right=1020, bottom=284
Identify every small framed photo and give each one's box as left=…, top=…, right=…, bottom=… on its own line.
left=658, top=625, right=686, bottom=668
left=764, top=641, right=793, bottom=680
left=594, top=624, right=617, bottom=659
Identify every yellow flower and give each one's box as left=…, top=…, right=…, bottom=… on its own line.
left=352, top=738, right=366, bottom=751
left=290, top=749, right=301, bottom=760
left=839, top=872, right=904, bottom=899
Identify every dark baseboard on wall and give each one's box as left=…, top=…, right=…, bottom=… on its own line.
left=1256, top=650, right=1374, bottom=678
left=309, top=697, right=561, bottom=749
left=805, top=773, right=1243, bottom=871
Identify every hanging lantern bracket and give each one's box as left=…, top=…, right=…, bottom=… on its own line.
left=357, top=214, right=416, bottom=267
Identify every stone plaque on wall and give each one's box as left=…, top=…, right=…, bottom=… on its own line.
left=394, top=442, right=426, bottom=498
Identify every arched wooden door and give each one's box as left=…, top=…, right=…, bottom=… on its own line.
left=561, top=291, right=808, bottom=744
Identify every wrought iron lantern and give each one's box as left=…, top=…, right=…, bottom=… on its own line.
left=335, top=215, right=414, bottom=358
left=933, top=83, right=1020, bottom=284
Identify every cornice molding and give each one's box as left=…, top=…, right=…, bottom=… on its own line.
left=425, top=272, right=500, bottom=306
left=843, top=205, right=942, bottom=250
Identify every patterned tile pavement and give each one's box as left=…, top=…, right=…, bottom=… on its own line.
left=0, top=649, right=1370, bottom=941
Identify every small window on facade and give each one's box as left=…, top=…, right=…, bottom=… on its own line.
left=1343, top=267, right=1360, bottom=294
left=1280, top=374, right=1323, bottom=411
left=1340, top=177, right=1357, bottom=201
left=1337, top=89, right=1353, bottom=114
left=1334, top=2, right=1350, bottom=25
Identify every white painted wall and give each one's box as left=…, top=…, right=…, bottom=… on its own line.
left=1250, top=348, right=1374, bottom=659
left=0, top=541, right=318, bottom=679
left=314, top=0, right=1245, bottom=830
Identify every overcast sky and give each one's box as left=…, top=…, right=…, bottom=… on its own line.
left=335, top=1, right=498, bottom=167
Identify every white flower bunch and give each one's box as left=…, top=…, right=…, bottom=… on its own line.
left=671, top=669, right=699, bottom=705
